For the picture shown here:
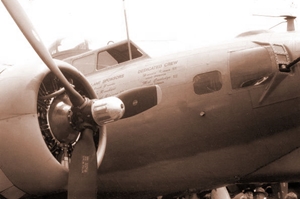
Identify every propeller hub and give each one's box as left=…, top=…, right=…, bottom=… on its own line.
left=91, top=97, right=125, bottom=126
left=48, top=94, right=80, bottom=144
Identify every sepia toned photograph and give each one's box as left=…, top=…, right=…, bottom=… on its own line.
left=0, top=0, right=300, bottom=199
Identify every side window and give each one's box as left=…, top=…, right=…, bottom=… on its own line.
left=229, top=46, right=273, bottom=89
left=97, top=51, right=118, bottom=70
left=193, top=71, right=222, bottom=95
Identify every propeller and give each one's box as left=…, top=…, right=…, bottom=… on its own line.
left=2, top=0, right=162, bottom=198
left=68, top=128, right=98, bottom=199
left=1, top=0, right=84, bottom=107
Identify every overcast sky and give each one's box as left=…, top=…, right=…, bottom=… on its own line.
left=0, top=0, right=299, bottom=64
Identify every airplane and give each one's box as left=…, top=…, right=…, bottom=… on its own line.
left=1, top=0, right=300, bottom=198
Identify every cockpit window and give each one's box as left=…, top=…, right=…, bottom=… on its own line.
left=193, top=71, right=222, bottom=95
left=49, top=37, right=90, bottom=60
left=97, top=51, right=118, bottom=70
left=229, top=46, right=273, bottom=89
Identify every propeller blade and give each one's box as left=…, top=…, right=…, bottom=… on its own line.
left=68, top=128, right=97, bottom=199
left=1, top=0, right=84, bottom=107
left=117, top=85, right=162, bottom=119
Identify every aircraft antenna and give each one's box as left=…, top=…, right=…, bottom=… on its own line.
left=253, top=14, right=296, bottom=31
left=123, top=0, right=132, bottom=60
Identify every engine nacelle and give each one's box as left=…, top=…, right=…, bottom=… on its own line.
left=0, top=60, right=104, bottom=194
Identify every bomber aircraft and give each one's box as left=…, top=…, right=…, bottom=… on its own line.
left=1, top=0, right=300, bottom=199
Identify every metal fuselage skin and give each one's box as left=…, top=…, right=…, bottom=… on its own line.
left=1, top=31, right=300, bottom=198
left=83, top=32, right=300, bottom=195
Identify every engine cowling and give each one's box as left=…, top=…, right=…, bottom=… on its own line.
left=0, top=59, right=104, bottom=194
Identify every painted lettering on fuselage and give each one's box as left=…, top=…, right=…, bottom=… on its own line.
left=138, top=64, right=163, bottom=74
left=102, top=74, right=124, bottom=83
left=90, top=60, right=183, bottom=98
left=139, top=60, right=180, bottom=85
left=91, top=74, right=125, bottom=97
left=101, top=74, right=124, bottom=95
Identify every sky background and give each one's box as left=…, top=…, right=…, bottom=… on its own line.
left=0, top=0, right=299, bottom=65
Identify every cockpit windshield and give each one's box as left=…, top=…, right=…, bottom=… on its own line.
left=48, top=37, right=90, bottom=60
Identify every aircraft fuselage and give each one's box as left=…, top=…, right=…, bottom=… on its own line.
left=2, top=30, right=300, bottom=198
left=84, top=31, right=300, bottom=196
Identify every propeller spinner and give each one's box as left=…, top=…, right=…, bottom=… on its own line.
left=2, top=0, right=162, bottom=198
